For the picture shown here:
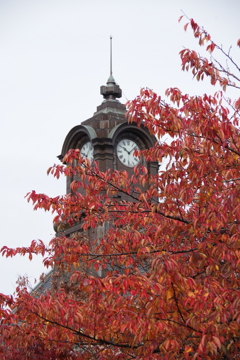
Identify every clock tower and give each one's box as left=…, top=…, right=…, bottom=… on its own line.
left=59, top=74, right=157, bottom=191
left=59, top=38, right=157, bottom=188
left=57, top=64, right=157, bottom=239
left=33, top=69, right=158, bottom=295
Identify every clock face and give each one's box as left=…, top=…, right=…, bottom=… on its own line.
left=80, top=141, right=94, bottom=162
left=117, top=139, right=140, bottom=167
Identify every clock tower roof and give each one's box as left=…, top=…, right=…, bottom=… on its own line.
left=96, top=74, right=125, bottom=116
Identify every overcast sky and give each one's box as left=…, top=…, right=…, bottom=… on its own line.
left=0, top=0, right=239, bottom=295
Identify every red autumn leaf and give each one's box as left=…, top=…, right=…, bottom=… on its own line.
left=184, top=22, right=189, bottom=31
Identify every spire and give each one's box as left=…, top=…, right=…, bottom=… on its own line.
left=110, top=35, right=113, bottom=77
left=100, top=36, right=122, bottom=101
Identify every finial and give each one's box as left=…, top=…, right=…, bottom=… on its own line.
left=107, top=35, right=115, bottom=84
left=100, top=36, right=122, bottom=101
left=110, top=35, right=113, bottom=77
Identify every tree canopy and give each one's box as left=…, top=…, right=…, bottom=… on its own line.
left=0, top=17, right=240, bottom=359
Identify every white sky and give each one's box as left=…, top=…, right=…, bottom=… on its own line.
left=0, top=0, right=239, bottom=295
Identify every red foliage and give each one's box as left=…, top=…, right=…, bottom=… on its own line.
left=0, top=16, right=239, bottom=359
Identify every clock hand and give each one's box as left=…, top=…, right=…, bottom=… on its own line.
left=119, top=145, right=130, bottom=154
left=124, top=147, right=131, bottom=155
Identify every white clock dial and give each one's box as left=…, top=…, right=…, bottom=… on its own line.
left=117, top=139, right=140, bottom=167
left=80, top=141, right=94, bottom=162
